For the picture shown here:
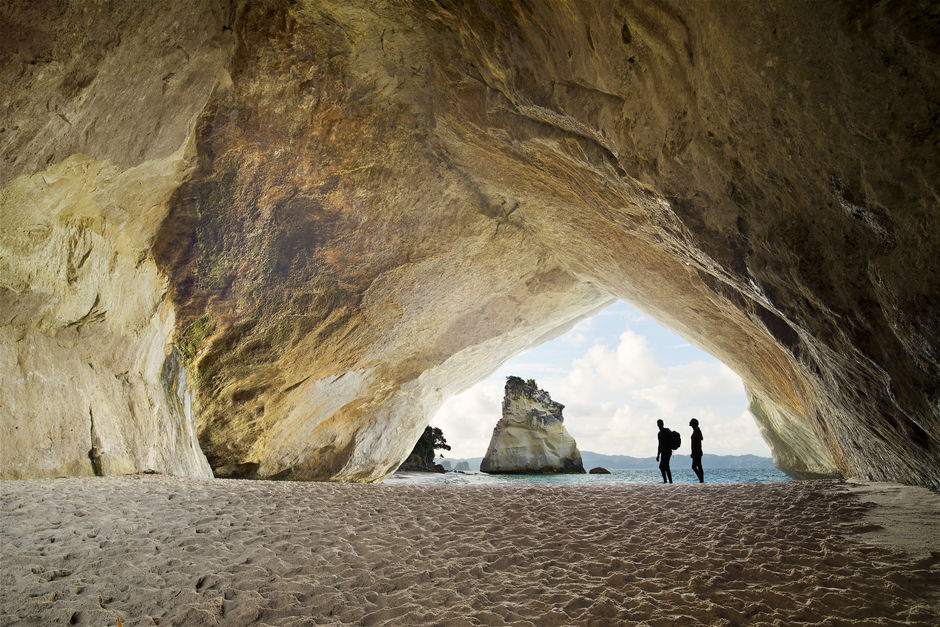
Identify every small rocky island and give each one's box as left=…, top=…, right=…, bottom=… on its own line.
left=397, top=426, right=450, bottom=473
left=480, top=377, right=585, bottom=474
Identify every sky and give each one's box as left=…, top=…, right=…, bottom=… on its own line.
left=431, top=300, right=773, bottom=460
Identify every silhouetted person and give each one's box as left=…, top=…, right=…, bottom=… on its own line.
left=690, top=418, right=704, bottom=483
left=656, top=419, right=673, bottom=483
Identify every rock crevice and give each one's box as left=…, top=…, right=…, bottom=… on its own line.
left=1, top=0, right=937, bottom=489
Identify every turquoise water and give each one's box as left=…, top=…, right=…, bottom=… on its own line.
left=387, top=467, right=790, bottom=485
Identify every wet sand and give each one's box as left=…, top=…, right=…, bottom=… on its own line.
left=1, top=477, right=937, bottom=625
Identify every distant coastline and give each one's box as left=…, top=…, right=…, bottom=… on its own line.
left=440, top=451, right=776, bottom=473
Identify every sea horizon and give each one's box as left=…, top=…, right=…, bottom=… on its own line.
left=387, top=467, right=790, bottom=485
left=434, top=450, right=778, bottom=473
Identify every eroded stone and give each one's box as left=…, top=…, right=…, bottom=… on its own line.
left=1, top=1, right=937, bottom=488
left=481, top=377, right=585, bottom=474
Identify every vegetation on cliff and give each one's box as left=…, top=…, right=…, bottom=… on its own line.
left=398, top=426, right=451, bottom=472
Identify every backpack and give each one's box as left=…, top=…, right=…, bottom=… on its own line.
left=669, top=429, right=681, bottom=451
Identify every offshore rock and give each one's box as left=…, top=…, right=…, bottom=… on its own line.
left=397, top=454, right=445, bottom=474
left=1, top=1, right=937, bottom=488
left=481, top=378, right=585, bottom=474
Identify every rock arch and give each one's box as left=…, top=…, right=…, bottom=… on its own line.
left=1, top=1, right=936, bottom=489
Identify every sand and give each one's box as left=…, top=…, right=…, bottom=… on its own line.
left=1, top=477, right=937, bottom=626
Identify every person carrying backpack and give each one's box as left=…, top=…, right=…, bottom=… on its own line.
left=656, top=419, right=675, bottom=483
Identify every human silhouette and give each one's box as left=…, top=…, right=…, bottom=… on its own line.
left=656, top=419, right=673, bottom=483
left=690, top=418, right=704, bottom=483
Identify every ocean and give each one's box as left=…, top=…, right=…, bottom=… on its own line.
left=386, top=467, right=791, bottom=485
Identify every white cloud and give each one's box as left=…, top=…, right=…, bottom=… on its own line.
left=498, top=361, right=566, bottom=378
left=561, top=332, right=588, bottom=346
left=698, top=409, right=770, bottom=456
left=432, top=383, right=503, bottom=459
left=432, top=302, right=772, bottom=460
left=629, top=383, right=678, bottom=415
left=553, top=330, right=661, bottom=402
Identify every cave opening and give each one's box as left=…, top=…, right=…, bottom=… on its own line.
left=432, top=300, right=771, bottom=464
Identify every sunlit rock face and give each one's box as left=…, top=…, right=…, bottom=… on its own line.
left=0, top=0, right=232, bottom=478
left=1, top=1, right=937, bottom=488
left=481, top=378, right=585, bottom=474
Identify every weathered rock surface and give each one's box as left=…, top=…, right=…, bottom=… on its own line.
left=0, top=0, right=231, bottom=478
left=1, top=1, right=937, bottom=488
left=481, top=378, right=585, bottom=474
left=590, top=467, right=612, bottom=475
left=397, top=455, right=445, bottom=474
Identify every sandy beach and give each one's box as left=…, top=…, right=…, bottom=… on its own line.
left=1, top=477, right=937, bottom=626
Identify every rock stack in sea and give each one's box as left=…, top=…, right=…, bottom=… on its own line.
left=480, top=377, right=585, bottom=474
left=2, top=1, right=937, bottom=490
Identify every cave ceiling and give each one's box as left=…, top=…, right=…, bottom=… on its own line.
left=0, top=0, right=937, bottom=489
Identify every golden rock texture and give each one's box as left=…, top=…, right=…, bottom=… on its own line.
left=481, top=378, right=585, bottom=474
left=1, top=1, right=937, bottom=488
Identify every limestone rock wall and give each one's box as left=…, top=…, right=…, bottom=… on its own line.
left=0, top=0, right=233, bottom=477
left=481, top=378, right=585, bottom=474
left=746, top=388, right=840, bottom=480
left=1, top=1, right=937, bottom=488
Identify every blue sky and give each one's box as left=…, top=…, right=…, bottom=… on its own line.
left=432, top=300, right=773, bottom=459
